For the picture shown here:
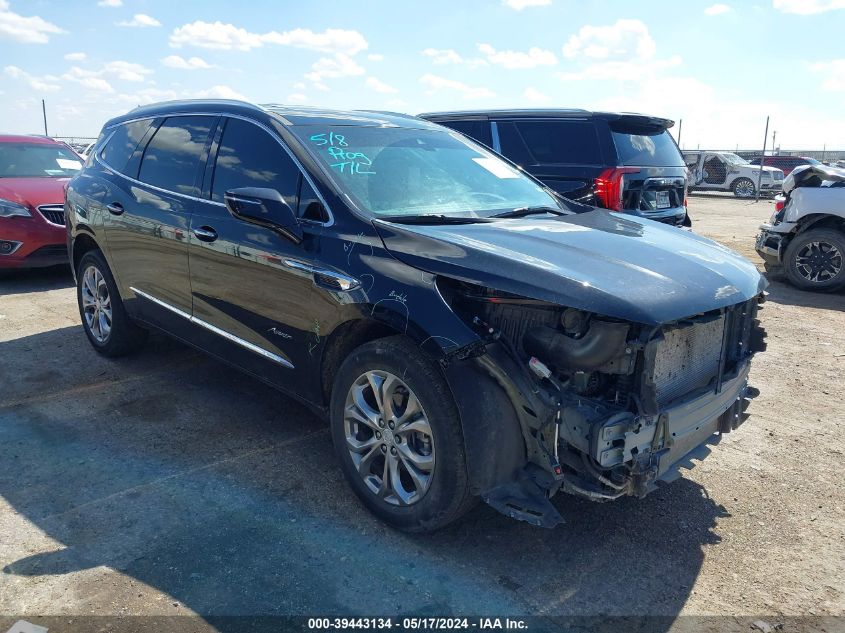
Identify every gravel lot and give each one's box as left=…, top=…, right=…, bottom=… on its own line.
left=0, top=195, right=843, bottom=628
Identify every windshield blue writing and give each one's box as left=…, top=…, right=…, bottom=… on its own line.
left=310, top=132, right=375, bottom=176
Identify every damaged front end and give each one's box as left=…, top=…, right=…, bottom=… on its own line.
left=437, top=278, right=768, bottom=528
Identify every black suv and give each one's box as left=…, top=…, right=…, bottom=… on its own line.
left=419, top=109, right=690, bottom=227
left=66, top=100, right=766, bottom=531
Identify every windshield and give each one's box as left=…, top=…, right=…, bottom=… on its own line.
left=0, top=143, right=83, bottom=178
left=722, top=153, right=749, bottom=166
left=291, top=125, right=563, bottom=218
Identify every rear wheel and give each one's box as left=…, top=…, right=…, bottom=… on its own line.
left=77, top=250, right=148, bottom=356
left=732, top=178, right=756, bottom=198
left=783, top=228, right=845, bottom=292
left=330, top=336, right=474, bottom=532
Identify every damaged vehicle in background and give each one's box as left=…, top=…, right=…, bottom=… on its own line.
left=66, top=101, right=767, bottom=531
left=756, top=164, right=845, bottom=292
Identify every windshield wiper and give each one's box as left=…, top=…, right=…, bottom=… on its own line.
left=490, top=206, right=565, bottom=219
left=379, top=214, right=490, bottom=225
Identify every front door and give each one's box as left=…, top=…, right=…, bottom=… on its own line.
left=103, top=115, right=217, bottom=328
left=702, top=154, right=728, bottom=186
left=187, top=116, right=320, bottom=396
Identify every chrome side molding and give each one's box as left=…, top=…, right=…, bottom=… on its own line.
left=130, top=287, right=294, bottom=368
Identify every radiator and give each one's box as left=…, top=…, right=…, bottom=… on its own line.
left=651, top=315, right=726, bottom=405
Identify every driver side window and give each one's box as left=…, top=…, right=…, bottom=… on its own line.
left=211, top=117, right=300, bottom=211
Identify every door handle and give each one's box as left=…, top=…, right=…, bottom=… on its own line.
left=192, top=226, right=218, bottom=242
left=106, top=202, right=124, bottom=215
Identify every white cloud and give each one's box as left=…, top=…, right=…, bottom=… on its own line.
left=523, top=87, right=551, bottom=104
left=772, top=0, right=845, bottom=14
left=262, top=28, right=367, bottom=54
left=97, top=0, right=122, bottom=6
left=422, top=48, right=464, bottom=65
left=366, top=76, right=398, bottom=94
left=161, top=55, right=213, bottom=70
left=169, top=21, right=367, bottom=54
left=810, top=59, right=845, bottom=91
left=558, top=55, right=682, bottom=82
left=62, top=67, right=114, bottom=93
left=64, top=51, right=86, bottom=61
left=502, top=0, right=551, bottom=10
left=118, top=14, right=162, bottom=28
left=304, top=53, right=365, bottom=83
left=286, top=93, right=308, bottom=104
left=0, top=0, right=64, bottom=44
left=102, top=60, right=153, bottom=82
left=477, top=43, right=557, bottom=69
left=293, top=82, right=306, bottom=90
left=311, top=81, right=329, bottom=91
left=704, top=3, right=732, bottom=15
left=368, top=53, right=384, bottom=62
left=419, top=73, right=495, bottom=99
left=3, top=65, right=60, bottom=91
left=563, top=19, right=656, bottom=60
left=196, top=84, right=247, bottom=100
left=170, top=21, right=256, bottom=50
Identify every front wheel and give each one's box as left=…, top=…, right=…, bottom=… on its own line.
left=329, top=336, right=475, bottom=532
left=783, top=228, right=845, bottom=292
left=732, top=178, right=756, bottom=198
left=77, top=249, right=148, bottom=356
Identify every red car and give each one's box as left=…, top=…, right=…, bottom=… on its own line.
left=749, top=155, right=821, bottom=177
left=0, top=134, right=83, bottom=269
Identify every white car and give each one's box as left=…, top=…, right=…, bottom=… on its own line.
left=684, top=151, right=784, bottom=198
left=756, top=164, right=845, bottom=291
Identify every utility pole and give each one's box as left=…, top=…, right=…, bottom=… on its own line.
left=41, top=99, right=48, bottom=136
left=772, top=130, right=777, bottom=154
left=676, top=119, right=682, bottom=148
left=756, top=116, right=769, bottom=202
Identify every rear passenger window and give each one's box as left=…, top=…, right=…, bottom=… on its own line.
left=513, top=121, right=602, bottom=165
left=138, top=116, right=215, bottom=195
left=211, top=117, right=300, bottom=208
left=100, top=119, right=151, bottom=173
left=439, top=120, right=492, bottom=147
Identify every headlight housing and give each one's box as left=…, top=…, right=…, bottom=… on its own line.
left=0, top=198, right=32, bottom=218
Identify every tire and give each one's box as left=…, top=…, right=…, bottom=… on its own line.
left=76, top=249, right=148, bottom=356
left=732, top=178, right=756, bottom=198
left=329, top=336, right=475, bottom=532
left=783, top=228, right=845, bottom=292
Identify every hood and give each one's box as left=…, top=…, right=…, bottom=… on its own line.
left=783, top=164, right=845, bottom=194
left=374, top=210, right=766, bottom=326
left=0, top=177, right=69, bottom=208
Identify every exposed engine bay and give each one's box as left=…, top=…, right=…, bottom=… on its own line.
left=437, top=278, right=768, bottom=527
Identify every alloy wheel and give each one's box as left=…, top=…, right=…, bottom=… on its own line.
left=735, top=179, right=755, bottom=198
left=795, top=240, right=842, bottom=283
left=81, top=265, right=112, bottom=343
left=343, top=370, right=435, bottom=506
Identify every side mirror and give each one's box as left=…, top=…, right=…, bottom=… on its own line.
left=224, top=187, right=303, bottom=244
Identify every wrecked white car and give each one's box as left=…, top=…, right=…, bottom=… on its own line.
left=756, top=164, right=845, bottom=292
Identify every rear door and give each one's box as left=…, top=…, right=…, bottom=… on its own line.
left=494, top=118, right=604, bottom=203
left=187, top=116, right=320, bottom=394
left=102, top=114, right=216, bottom=329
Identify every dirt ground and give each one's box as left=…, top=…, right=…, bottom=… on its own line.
left=0, top=194, right=843, bottom=629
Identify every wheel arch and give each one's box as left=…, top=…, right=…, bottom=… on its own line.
left=71, top=231, right=102, bottom=279
left=319, top=317, right=403, bottom=408
left=795, top=213, right=845, bottom=235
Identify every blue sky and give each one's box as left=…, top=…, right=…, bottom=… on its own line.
left=2, top=0, right=844, bottom=149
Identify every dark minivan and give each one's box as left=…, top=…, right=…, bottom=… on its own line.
left=66, top=100, right=765, bottom=532
left=419, top=109, right=690, bottom=227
